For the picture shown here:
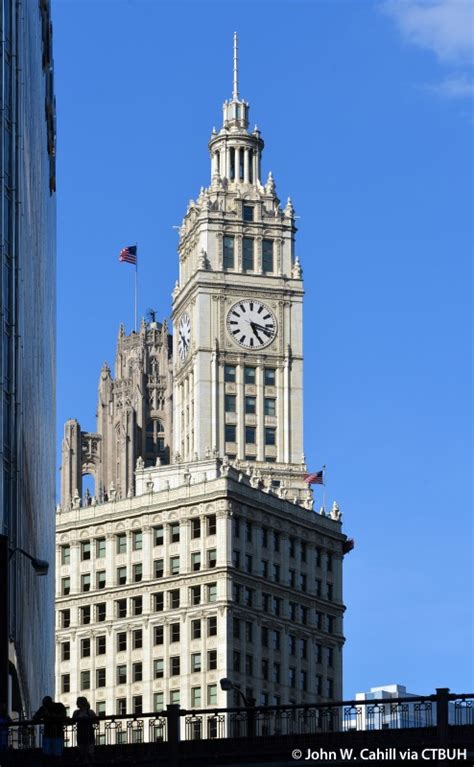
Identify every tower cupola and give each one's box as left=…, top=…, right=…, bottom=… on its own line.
left=208, top=33, right=264, bottom=185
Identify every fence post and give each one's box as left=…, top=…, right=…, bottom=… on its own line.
left=166, top=704, right=181, bottom=767
left=435, top=688, right=450, bottom=745
left=246, top=698, right=256, bottom=738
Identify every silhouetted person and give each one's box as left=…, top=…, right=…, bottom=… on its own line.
left=72, top=697, right=97, bottom=763
left=32, top=696, right=67, bottom=760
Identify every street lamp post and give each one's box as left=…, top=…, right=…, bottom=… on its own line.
left=0, top=533, right=49, bottom=712
left=220, top=677, right=257, bottom=738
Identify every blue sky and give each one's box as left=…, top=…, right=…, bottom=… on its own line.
left=53, top=0, right=473, bottom=698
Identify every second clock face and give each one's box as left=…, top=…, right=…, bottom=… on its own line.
left=226, top=300, right=277, bottom=349
left=178, top=313, right=191, bottom=360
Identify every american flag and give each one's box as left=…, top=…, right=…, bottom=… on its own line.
left=119, top=245, right=137, bottom=265
left=303, top=470, right=324, bottom=485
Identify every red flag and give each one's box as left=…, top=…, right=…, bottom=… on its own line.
left=303, top=470, right=324, bottom=485
left=119, top=245, right=137, bottom=265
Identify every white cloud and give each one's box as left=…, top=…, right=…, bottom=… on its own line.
left=381, top=0, right=474, bottom=63
left=426, top=74, right=474, bottom=96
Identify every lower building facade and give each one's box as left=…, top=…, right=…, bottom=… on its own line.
left=55, top=458, right=347, bottom=721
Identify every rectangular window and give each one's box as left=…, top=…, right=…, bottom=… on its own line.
left=245, top=654, right=253, bottom=675
left=233, top=517, right=240, bottom=538
left=117, top=566, right=127, bottom=585
left=207, top=684, right=218, bottom=705
left=233, top=584, right=241, bottom=603
left=328, top=647, right=334, bottom=667
left=190, top=585, right=201, bottom=605
left=301, top=670, right=308, bottom=691
left=224, top=365, right=236, bottom=383
left=80, top=670, right=90, bottom=690
left=170, top=523, right=180, bottom=543
left=245, top=554, right=252, bottom=573
left=272, top=630, right=281, bottom=651
left=191, top=552, right=201, bottom=572
left=61, top=674, right=70, bottom=693
left=116, top=599, right=127, bottom=618
left=170, top=656, right=180, bottom=676
left=132, top=531, right=142, bottom=550
left=61, top=642, right=70, bottom=661
left=207, top=549, right=217, bottom=569
left=225, top=394, right=236, bottom=413
left=262, top=239, right=274, bottom=273
left=133, top=696, right=143, bottom=715
left=327, top=615, right=335, bottom=633
left=223, top=236, right=235, bottom=269
left=154, top=526, right=164, bottom=546
left=96, top=702, right=106, bottom=717
left=81, top=574, right=91, bottom=592
left=244, top=587, right=253, bottom=607
left=289, top=635, right=296, bottom=656
left=96, top=668, right=106, bottom=687
left=243, top=205, right=254, bottom=222
left=301, top=606, right=309, bottom=625
left=264, top=398, right=276, bottom=417
left=207, top=650, right=217, bottom=670
left=326, top=553, right=333, bottom=572
left=117, top=698, right=127, bottom=715
left=170, top=556, right=180, bottom=575
left=261, top=626, right=268, bottom=647
left=244, top=366, right=256, bottom=385
left=116, top=533, right=127, bottom=554
left=133, top=629, right=143, bottom=649
left=133, top=563, right=143, bottom=583
left=96, top=537, right=106, bottom=558
left=81, top=541, right=91, bottom=561
left=327, top=583, right=333, bottom=601
left=233, top=549, right=240, bottom=568
left=96, top=570, right=106, bottom=590
left=96, top=603, right=106, bottom=622
left=273, top=564, right=280, bottom=582
left=170, top=623, right=180, bottom=643
left=80, top=606, right=90, bottom=624
left=315, top=548, right=322, bottom=568
left=290, top=570, right=296, bottom=588
left=96, top=635, right=106, bottom=655
left=61, top=577, right=70, bottom=596
left=244, top=396, right=256, bottom=415
left=191, top=687, right=202, bottom=707
left=207, top=617, right=217, bottom=636
left=154, top=559, right=164, bottom=578
left=60, top=609, right=70, bottom=628
left=242, top=237, right=254, bottom=271
left=274, top=532, right=280, bottom=552
left=132, top=662, right=142, bottom=682
left=191, top=518, right=201, bottom=539
left=132, top=596, right=143, bottom=615
left=154, top=593, right=164, bottom=612
left=207, top=583, right=217, bottom=602
left=301, top=542, right=307, bottom=562
left=154, top=626, right=164, bottom=645
left=273, top=662, right=281, bottom=684
left=81, top=639, right=91, bottom=658
left=169, top=589, right=180, bottom=608
left=154, top=692, right=164, bottom=711
left=245, top=426, right=256, bottom=444
left=61, top=545, right=70, bottom=565
left=207, top=515, right=216, bottom=536
left=154, top=658, right=164, bottom=679
left=289, top=537, right=296, bottom=558
left=191, top=653, right=202, bottom=672
left=264, top=368, right=276, bottom=387
left=117, top=632, right=127, bottom=652
left=191, top=619, right=201, bottom=640
left=225, top=424, right=236, bottom=442
left=262, top=593, right=270, bottom=612
left=262, top=659, right=269, bottom=680
left=290, top=602, right=298, bottom=621
left=170, top=690, right=180, bottom=705
left=233, top=617, right=240, bottom=639
left=233, top=650, right=241, bottom=672
left=300, top=573, right=307, bottom=592
left=273, top=596, right=281, bottom=615
left=328, top=679, right=334, bottom=699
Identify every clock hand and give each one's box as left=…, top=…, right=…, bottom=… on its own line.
left=250, top=321, right=274, bottom=337
left=249, top=322, right=263, bottom=344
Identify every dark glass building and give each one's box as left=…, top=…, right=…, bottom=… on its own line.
left=0, top=0, right=56, bottom=715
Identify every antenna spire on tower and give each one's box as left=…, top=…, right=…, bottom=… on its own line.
left=233, top=31, right=239, bottom=100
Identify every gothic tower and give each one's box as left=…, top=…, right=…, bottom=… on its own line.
left=172, top=34, right=307, bottom=499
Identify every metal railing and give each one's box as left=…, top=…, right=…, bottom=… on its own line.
left=2, top=689, right=472, bottom=751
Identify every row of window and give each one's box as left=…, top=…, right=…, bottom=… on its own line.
left=225, top=425, right=276, bottom=445
left=225, top=395, right=276, bottom=417
left=232, top=554, right=334, bottom=599
left=223, top=236, right=274, bottom=273
left=224, top=365, right=276, bottom=386
left=59, top=515, right=217, bottom=564
left=58, top=606, right=218, bottom=639
left=233, top=520, right=335, bottom=570
left=60, top=551, right=218, bottom=594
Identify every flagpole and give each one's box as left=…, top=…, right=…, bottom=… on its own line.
left=322, top=464, right=327, bottom=511
left=134, top=242, right=138, bottom=332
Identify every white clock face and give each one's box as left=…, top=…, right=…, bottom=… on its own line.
left=178, top=313, right=191, bottom=360
left=226, top=300, right=277, bottom=349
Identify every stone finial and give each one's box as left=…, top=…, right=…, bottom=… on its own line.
left=212, top=447, right=218, bottom=458
left=146, top=474, right=154, bottom=492
left=172, top=280, right=180, bottom=299
left=109, top=481, right=117, bottom=502
left=127, top=488, right=133, bottom=499
left=155, top=456, right=162, bottom=467
left=292, top=257, right=302, bottom=279
left=198, top=248, right=208, bottom=270
left=330, top=501, right=342, bottom=521
left=284, top=196, right=295, bottom=217
left=119, top=324, right=125, bottom=338
left=221, top=455, right=230, bottom=477
left=136, top=456, right=145, bottom=471
left=265, top=171, right=276, bottom=195
left=319, top=506, right=326, bottom=516
left=72, top=488, right=81, bottom=509
left=174, top=451, right=182, bottom=463
left=304, top=496, right=314, bottom=510
left=205, top=446, right=211, bottom=459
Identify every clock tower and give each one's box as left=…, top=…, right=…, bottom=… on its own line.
left=172, top=34, right=308, bottom=500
